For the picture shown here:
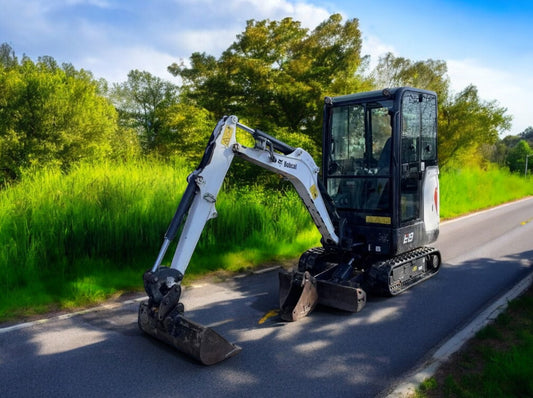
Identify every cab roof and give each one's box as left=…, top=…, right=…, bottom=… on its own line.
left=325, top=87, right=436, bottom=106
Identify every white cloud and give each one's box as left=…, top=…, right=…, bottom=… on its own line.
left=158, top=0, right=331, bottom=56
left=174, top=0, right=330, bottom=29
left=361, top=33, right=396, bottom=71
left=164, top=28, right=241, bottom=57
left=1, top=0, right=333, bottom=84
left=81, top=46, right=179, bottom=84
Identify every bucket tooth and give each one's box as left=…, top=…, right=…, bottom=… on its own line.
left=138, top=301, right=241, bottom=365
left=278, top=270, right=319, bottom=321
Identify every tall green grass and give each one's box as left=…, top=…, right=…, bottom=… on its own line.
left=0, top=159, right=320, bottom=320
left=192, top=185, right=321, bottom=275
left=0, top=159, right=188, bottom=317
left=440, top=165, right=533, bottom=219
left=1, top=161, right=532, bottom=321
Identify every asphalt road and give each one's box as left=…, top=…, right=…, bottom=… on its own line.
left=1, top=198, right=533, bottom=398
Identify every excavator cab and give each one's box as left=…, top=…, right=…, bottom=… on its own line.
left=322, top=87, right=440, bottom=256
left=279, top=88, right=441, bottom=319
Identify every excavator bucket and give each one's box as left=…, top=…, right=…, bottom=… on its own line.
left=278, top=270, right=319, bottom=321
left=138, top=301, right=241, bottom=365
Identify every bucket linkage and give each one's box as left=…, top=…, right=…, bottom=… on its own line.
left=138, top=267, right=241, bottom=366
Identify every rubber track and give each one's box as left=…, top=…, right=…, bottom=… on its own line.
left=367, top=246, right=440, bottom=296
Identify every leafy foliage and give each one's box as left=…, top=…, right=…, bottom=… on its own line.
left=520, top=126, right=533, bottom=144
left=439, top=85, right=511, bottom=167
left=490, top=126, right=533, bottom=173
left=156, top=103, right=214, bottom=163
left=372, top=52, right=450, bottom=102
left=0, top=44, right=127, bottom=185
left=169, top=14, right=373, bottom=148
left=109, top=69, right=179, bottom=153
left=506, top=139, right=533, bottom=174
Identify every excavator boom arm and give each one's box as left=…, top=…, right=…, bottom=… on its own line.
left=139, top=115, right=341, bottom=365
left=153, top=115, right=339, bottom=278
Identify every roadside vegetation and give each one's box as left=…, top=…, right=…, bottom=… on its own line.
left=0, top=159, right=320, bottom=320
left=1, top=11, right=532, bottom=319
left=439, top=165, right=533, bottom=219
left=1, top=160, right=531, bottom=321
left=414, top=285, right=533, bottom=398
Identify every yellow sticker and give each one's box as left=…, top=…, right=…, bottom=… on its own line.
left=309, top=184, right=318, bottom=200
left=366, top=216, right=391, bottom=225
left=221, top=125, right=233, bottom=147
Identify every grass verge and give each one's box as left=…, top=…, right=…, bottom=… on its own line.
left=414, top=284, right=533, bottom=398
left=0, top=161, right=531, bottom=323
left=439, top=165, right=533, bottom=219
left=0, top=159, right=321, bottom=322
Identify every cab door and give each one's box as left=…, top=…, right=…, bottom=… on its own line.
left=399, top=90, right=438, bottom=231
left=400, top=91, right=423, bottom=224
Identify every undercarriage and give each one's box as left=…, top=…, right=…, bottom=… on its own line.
left=278, top=246, right=441, bottom=320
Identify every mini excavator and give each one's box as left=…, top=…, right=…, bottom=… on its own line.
left=138, top=87, right=441, bottom=365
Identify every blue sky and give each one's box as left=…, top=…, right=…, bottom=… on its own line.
left=1, top=0, right=531, bottom=135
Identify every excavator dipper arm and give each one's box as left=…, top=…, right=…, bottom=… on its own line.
left=139, top=115, right=341, bottom=364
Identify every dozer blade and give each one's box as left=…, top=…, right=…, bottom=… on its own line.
left=138, top=301, right=241, bottom=366
left=314, top=279, right=366, bottom=313
left=279, top=269, right=367, bottom=319
left=278, top=270, right=319, bottom=321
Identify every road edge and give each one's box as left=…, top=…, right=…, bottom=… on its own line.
left=385, top=270, right=533, bottom=398
left=0, top=266, right=283, bottom=334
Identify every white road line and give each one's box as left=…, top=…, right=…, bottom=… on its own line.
left=0, top=296, right=146, bottom=334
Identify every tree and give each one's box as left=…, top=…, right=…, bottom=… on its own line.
left=155, top=103, right=214, bottom=162
left=0, top=43, right=18, bottom=68
left=439, top=85, right=511, bottom=167
left=0, top=46, right=121, bottom=184
left=502, top=134, right=522, bottom=149
left=168, top=14, right=372, bottom=148
left=110, top=70, right=179, bottom=153
left=506, top=139, right=533, bottom=174
left=519, top=126, right=533, bottom=148
left=372, top=52, right=450, bottom=102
